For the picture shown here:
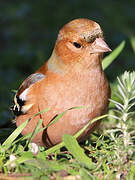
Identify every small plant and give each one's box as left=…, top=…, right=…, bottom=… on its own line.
left=106, top=71, right=135, bottom=178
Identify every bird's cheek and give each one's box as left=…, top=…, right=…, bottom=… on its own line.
left=55, top=41, right=82, bottom=64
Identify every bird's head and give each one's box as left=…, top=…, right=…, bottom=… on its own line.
left=48, top=18, right=111, bottom=72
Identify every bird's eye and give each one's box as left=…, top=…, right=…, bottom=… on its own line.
left=73, top=42, right=81, bottom=48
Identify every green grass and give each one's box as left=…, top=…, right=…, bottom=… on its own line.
left=0, top=42, right=135, bottom=179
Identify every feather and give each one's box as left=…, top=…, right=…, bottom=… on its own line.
left=11, top=73, right=45, bottom=116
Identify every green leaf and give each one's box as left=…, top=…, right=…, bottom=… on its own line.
left=130, top=36, right=135, bottom=53
left=62, top=134, right=95, bottom=170
left=2, top=119, right=29, bottom=149
left=102, top=40, right=125, bottom=70
left=16, top=152, right=34, bottom=164
left=11, top=89, right=18, bottom=93
left=26, top=158, right=67, bottom=171
left=4, top=152, right=34, bottom=167
left=80, top=168, right=94, bottom=180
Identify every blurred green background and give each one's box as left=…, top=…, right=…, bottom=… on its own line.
left=0, top=0, right=135, bottom=126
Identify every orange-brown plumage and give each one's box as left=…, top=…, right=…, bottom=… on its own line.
left=12, top=18, right=111, bottom=147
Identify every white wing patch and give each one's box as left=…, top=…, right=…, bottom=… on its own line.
left=19, top=88, right=29, bottom=101
left=21, top=103, right=34, bottom=113
left=19, top=88, right=33, bottom=113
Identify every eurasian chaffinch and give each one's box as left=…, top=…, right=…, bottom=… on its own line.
left=11, top=18, right=111, bottom=147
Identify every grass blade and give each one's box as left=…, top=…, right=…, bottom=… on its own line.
left=2, top=119, right=29, bottom=148
left=102, top=40, right=125, bottom=70
left=45, top=114, right=108, bottom=155
left=45, top=106, right=85, bottom=129
left=74, top=114, right=108, bottom=139
left=24, top=119, right=43, bottom=148
left=130, top=36, right=135, bottom=53
left=2, top=108, right=50, bottom=149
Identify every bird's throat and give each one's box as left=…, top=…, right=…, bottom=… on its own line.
left=47, top=50, right=68, bottom=75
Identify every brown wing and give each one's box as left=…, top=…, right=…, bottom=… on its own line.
left=11, top=73, right=45, bottom=116
left=17, top=73, right=45, bottom=96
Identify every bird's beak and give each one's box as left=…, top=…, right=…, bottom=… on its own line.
left=90, top=38, right=112, bottom=53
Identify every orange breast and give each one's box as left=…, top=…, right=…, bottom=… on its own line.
left=16, top=68, right=110, bottom=147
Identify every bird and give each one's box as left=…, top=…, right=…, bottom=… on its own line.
left=11, top=18, right=111, bottom=147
